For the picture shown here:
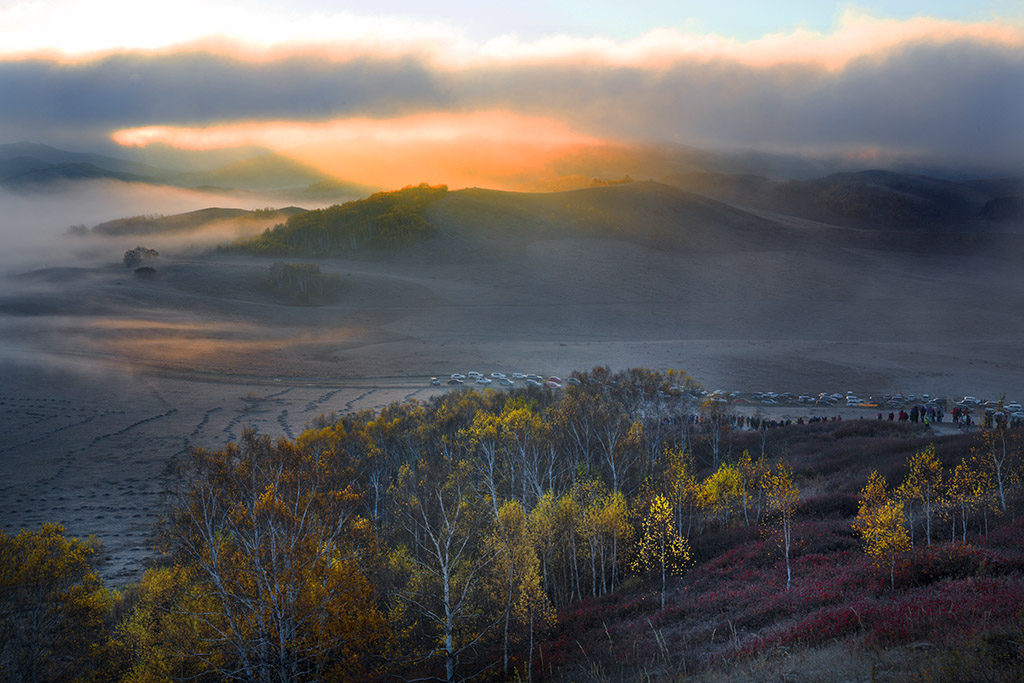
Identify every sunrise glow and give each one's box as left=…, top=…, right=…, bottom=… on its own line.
left=113, top=111, right=607, bottom=190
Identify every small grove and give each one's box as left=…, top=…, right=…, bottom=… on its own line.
left=225, top=183, right=447, bottom=255
left=2, top=367, right=1023, bottom=682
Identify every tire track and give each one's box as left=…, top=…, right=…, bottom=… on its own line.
left=403, top=388, right=429, bottom=402
left=48, top=409, right=182, bottom=482
left=183, top=406, right=222, bottom=450
left=0, top=414, right=101, bottom=455
left=277, top=410, right=295, bottom=440
left=264, top=387, right=294, bottom=401
left=343, top=388, right=376, bottom=412
left=304, top=388, right=346, bottom=412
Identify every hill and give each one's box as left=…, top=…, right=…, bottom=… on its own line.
left=425, top=181, right=784, bottom=260
left=663, top=170, right=1024, bottom=230
left=89, top=206, right=307, bottom=236
left=0, top=142, right=167, bottom=178
left=169, top=152, right=329, bottom=191
left=0, top=142, right=337, bottom=195
left=227, top=183, right=448, bottom=254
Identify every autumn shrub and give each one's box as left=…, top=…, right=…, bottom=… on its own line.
left=986, top=514, right=1024, bottom=551
left=796, top=519, right=860, bottom=555
left=895, top=543, right=984, bottom=588
left=690, top=525, right=761, bottom=564
left=865, top=577, right=1024, bottom=648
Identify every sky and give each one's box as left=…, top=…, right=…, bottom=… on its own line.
left=1, top=1, right=1023, bottom=187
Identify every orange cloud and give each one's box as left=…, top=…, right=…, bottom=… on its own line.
left=114, top=111, right=607, bottom=190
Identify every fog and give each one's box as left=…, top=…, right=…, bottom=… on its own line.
left=0, top=180, right=302, bottom=275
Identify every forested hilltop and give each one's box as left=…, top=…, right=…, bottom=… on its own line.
left=4, top=367, right=1024, bottom=682
left=226, top=183, right=447, bottom=254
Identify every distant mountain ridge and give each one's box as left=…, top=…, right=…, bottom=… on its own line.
left=168, top=153, right=329, bottom=191
left=0, top=142, right=168, bottom=178
left=4, top=141, right=1022, bottom=233
left=661, top=170, right=1024, bottom=230
left=0, top=143, right=342, bottom=195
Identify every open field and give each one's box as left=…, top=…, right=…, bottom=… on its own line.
left=2, top=181, right=1023, bottom=582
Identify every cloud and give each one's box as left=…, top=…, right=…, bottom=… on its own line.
left=0, top=9, right=1022, bottom=178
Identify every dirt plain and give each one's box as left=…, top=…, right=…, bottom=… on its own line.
left=2, top=180, right=1023, bottom=583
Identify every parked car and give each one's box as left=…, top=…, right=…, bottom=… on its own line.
left=431, top=377, right=441, bottom=386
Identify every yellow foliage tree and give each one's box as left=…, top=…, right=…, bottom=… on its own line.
left=0, top=524, right=117, bottom=682
left=664, top=447, right=701, bottom=538
left=165, top=429, right=388, bottom=681
left=943, top=458, right=989, bottom=543
left=117, top=565, right=225, bottom=682
left=854, top=472, right=910, bottom=590
left=972, top=430, right=1022, bottom=515
left=700, top=462, right=742, bottom=531
left=485, top=500, right=555, bottom=680
left=899, top=444, right=943, bottom=545
left=738, top=450, right=770, bottom=526
left=632, top=494, right=692, bottom=609
left=764, top=462, right=800, bottom=590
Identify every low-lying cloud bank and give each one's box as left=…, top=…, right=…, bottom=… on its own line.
left=0, top=11, right=1021, bottom=175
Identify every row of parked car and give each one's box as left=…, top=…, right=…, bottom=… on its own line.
left=431, top=372, right=579, bottom=390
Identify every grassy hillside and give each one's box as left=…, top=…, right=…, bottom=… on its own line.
left=226, top=183, right=448, bottom=254
left=89, top=206, right=306, bottom=236
left=663, top=170, right=1023, bottom=230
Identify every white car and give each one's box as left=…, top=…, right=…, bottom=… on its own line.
left=491, top=372, right=506, bottom=379
left=512, top=372, right=526, bottom=379
left=499, top=377, right=513, bottom=386
left=476, top=377, right=492, bottom=385
left=451, top=373, right=465, bottom=380
left=467, top=371, right=483, bottom=379
left=431, top=377, right=441, bottom=385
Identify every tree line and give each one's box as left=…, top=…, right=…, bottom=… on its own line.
left=226, top=184, right=447, bottom=255
left=3, top=367, right=1022, bottom=681
left=856, top=431, right=1022, bottom=589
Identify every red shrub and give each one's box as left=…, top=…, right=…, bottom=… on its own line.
left=896, top=543, right=984, bottom=587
